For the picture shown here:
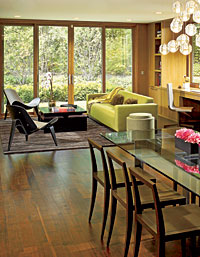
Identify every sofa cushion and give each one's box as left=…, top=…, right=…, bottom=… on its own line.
left=118, top=90, right=153, bottom=104
left=124, top=98, right=138, bottom=104
left=110, top=94, right=124, bottom=105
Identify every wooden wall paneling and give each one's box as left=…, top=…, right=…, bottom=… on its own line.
left=0, top=25, right=4, bottom=115
left=147, top=23, right=155, bottom=90
left=161, top=20, right=187, bottom=89
left=134, top=24, right=149, bottom=95
left=33, top=25, right=39, bottom=98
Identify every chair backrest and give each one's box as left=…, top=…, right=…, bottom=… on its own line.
left=88, top=138, right=110, bottom=187
left=106, top=150, right=133, bottom=205
left=129, top=167, right=165, bottom=236
left=167, top=83, right=176, bottom=111
left=6, top=105, right=37, bottom=134
left=4, top=88, right=23, bottom=105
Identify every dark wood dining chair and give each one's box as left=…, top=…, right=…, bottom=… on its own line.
left=129, top=167, right=200, bottom=257
left=7, top=104, right=58, bottom=151
left=106, top=150, right=186, bottom=257
left=87, top=139, right=156, bottom=241
left=88, top=138, right=111, bottom=240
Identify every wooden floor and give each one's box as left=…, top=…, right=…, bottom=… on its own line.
left=0, top=146, right=199, bottom=257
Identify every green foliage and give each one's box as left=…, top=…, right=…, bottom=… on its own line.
left=4, top=26, right=133, bottom=103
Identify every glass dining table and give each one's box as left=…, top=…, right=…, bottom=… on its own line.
left=101, top=128, right=200, bottom=199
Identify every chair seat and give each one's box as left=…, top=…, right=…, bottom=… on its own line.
left=33, top=120, right=48, bottom=129
left=174, top=106, right=193, bottom=112
left=138, top=204, right=200, bottom=239
left=112, top=181, right=185, bottom=209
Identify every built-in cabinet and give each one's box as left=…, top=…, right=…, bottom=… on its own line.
left=148, top=20, right=187, bottom=121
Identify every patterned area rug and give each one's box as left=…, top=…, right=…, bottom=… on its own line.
left=0, top=118, right=114, bottom=154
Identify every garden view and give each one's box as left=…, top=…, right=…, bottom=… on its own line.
left=4, top=25, right=132, bottom=107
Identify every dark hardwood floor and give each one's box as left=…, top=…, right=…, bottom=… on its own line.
left=0, top=112, right=199, bottom=256
left=0, top=146, right=199, bottom=256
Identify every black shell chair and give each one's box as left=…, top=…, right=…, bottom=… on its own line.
left=4, top=88, right=40, bottom=119
left=7, top=105, right=58, bottom=151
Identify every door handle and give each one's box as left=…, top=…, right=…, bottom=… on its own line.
left=71, top=74, right=74, bottom=85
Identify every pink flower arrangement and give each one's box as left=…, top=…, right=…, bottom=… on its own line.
left=175, top=128, right=200, bottom=144
left=175, top=159, right=200, bottom=174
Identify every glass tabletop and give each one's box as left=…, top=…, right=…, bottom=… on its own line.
left=101, top=128, right=200, bottom=197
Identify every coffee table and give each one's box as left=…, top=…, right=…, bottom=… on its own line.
left=38, top=106, right=87, bottom=132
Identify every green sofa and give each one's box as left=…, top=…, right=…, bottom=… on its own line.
left=86, top=90, right=158, bottom=132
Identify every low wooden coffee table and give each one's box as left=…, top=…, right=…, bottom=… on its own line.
left=38, top=106, right=87, bottom=132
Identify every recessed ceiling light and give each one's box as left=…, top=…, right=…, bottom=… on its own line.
left=126, top=19, right=132, bottom=22
left=14, top=15, right=21, bottom=18
left=155, top=12, right=162, bottom=15
left=73, top=17, right=79, bottom=20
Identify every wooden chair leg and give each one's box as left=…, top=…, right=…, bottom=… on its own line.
left=8, top=120, right=16, bottom=151
left=124, top=208, right=133, bottom=257
left=107, top=196, right=117, bottom=247
left=181, top=238, right=186, bottom=257
left=101, top=186, right=110, bottom=240
left=4, top=108, right=8, bottom=120
left=133, top=221, right=142, bottom=257
left=157, top=238, right=165, bottom=257
left=49, top=126, right=57, bottom=146
left=88, top=178, right=97, bottom=223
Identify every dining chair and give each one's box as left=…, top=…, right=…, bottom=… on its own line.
left=129, top=167, right=200, bottom=257
left=4, top=88, right=40, bottom=120
left=166, top=83, right=200, bottom=129
left=106, top=150, right=186, bottom=257
left=87, top=139, right=156, bottom=241
left=7, top=104, right=58, bottom=151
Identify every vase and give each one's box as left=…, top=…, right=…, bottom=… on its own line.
left=48, top=99, right=56, bottom=107
left=175, top=137, right=198, bottom=155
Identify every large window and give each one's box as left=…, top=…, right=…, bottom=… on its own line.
left=1, top=21, right=135, bottom=113
left=4, top=26, right=34, bottom=104
left=106, top=28, right=132, bottom=92
left=39, top=26, right=68, bottom=105
left=74, top=27, right=102, bottom=106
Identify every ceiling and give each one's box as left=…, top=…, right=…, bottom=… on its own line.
left=0, top=0, right=174, bottom=23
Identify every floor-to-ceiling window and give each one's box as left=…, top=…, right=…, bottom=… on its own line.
left=39, top=26, right=68, bottom=106
left=74, top=27, right=102, bottom=108
left=106, top=28, right=132, bottom=92
left=4, top=26, right=33, bottom=107
left=0, top=21, right=135, bottom=114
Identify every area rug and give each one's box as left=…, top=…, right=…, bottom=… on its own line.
left=0, top=118, right=114, bottom=154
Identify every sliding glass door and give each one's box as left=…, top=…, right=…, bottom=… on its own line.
left=39, top=26, right=68, bottom=106
left=2, top=23, right=134, bottom=113
left=106, top=28, right=132, bottom=92
left=4, top=26, right=33, bottom=108
left=74, top=27, right=102, bottom=108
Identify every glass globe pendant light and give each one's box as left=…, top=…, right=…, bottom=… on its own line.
left=180, top=42, right=192, bottom=55
left=193, top=10, right=200, bottom=23
left=196, top=33, right=200, bottom=47
left=176, top=34, right=190, bottom=46
left=186, top=0, right=197, bottom=14
left=170, top=17, right=183, bottom=33
left=185, top=23, right=197, bottom=36
left=180, top=10, right=190, bottom=21
left=172, top=1, right=182, bottom=14
left=159, top=44, right=169, bottom=55
left=168, top=40, right=179, bottom=52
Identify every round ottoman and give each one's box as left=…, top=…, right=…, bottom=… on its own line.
left=126, top=113, right=155, bottom=131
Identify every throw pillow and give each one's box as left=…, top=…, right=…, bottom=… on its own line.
left=110, top=94, right=124, bottom=105
left=124, top=98, right=138, bottom=104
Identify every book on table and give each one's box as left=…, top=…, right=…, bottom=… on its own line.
left=52, top=107, right=75, bottom=113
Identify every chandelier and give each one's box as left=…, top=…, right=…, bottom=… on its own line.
left=160, top=0, right=200, bottom=55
